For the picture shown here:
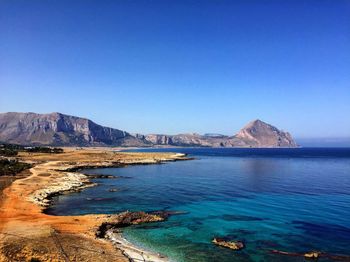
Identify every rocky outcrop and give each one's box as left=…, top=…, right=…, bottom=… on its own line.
left=96, top=211, right=168, bottom=238
left=304, top=251, right=321, bottom=259
left=0, top=112, right=149, bottom=147
left=0, top=112, right=297, bottom=148
left=28, top=172, right=95, bottom=207
left=212, top=238, right=245, bottom=250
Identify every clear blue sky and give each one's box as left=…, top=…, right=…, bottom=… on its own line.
left=1, top=0, right=349, bottom=138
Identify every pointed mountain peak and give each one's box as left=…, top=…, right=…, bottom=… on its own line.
left=235, top=119, right=297, bottom=147
left=244, top=119, right=269, bottom=128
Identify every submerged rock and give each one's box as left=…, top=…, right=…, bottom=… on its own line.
left=271, top=249, right=324, bottom=260
left=212, top=238, right=245, bottom=250
left=149, top=210, right=188, bottom=218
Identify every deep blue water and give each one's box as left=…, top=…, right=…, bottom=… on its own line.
left=47, top=148, right=350, bottom=261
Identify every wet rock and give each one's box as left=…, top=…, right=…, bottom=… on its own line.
left=212, top=238, right=245, bottom=250
left=304, top=251, right=321, bottom=259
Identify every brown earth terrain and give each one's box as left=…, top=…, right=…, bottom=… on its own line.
left=0, top=148, right=190, bottom=262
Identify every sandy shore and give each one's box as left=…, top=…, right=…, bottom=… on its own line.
left=0, top=148, right=190, bottom=262
left=106, top=231, right=169, bottom=262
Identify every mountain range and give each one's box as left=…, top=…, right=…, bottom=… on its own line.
left=0, top=112, right=297, bottom=148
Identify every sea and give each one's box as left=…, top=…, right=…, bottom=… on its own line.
left=46, top=148, right=350, bottom=262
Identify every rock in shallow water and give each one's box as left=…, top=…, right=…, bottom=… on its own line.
left=304, top=251, right=321, bottom=259
left=212, top=238, right=245, bottom=251
left=96, top=211, right=167, bottom=238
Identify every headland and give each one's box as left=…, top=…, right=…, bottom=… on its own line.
left=0, top=147, right=190, bottom=262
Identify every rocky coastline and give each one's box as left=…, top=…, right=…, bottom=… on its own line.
left=33, top=153, right=190, bottom=261
left=29, top=153, right=190, bottom=208
left=0, top=148, right=191, bottom=262
left=28, top=172, right=96, bottom=207
left=27, top=160, right=186, bottom=261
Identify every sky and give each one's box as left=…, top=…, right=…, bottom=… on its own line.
left=0, top=0, right=349, bottom=138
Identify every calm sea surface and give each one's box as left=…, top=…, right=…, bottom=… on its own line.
left=47, top=148, right=350, bottom=261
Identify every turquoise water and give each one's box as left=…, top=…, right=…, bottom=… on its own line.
left=47, top=148, right=350, bottom=261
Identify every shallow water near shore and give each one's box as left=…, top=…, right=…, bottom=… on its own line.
left=47, top=148, right=350, bottom=261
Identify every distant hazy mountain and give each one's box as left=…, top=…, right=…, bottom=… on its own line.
left=0, top=112, right=297, bottom=147
left=141, top=119, right=297, bottom=148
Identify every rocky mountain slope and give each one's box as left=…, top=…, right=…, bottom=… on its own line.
left=0, top=112, right=148, bottom=146
left=234, top=119, right=297, bottom=147
left=0, top=112, right=297, bottom=147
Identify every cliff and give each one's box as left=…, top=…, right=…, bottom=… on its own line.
left=0, top=112, right=148, bottom=147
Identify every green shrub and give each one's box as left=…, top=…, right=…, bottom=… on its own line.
left=25, top=147, right=63, bottom=153
left=0, top=148, right=18, bottom=156
left=0, top=143, right=63, bottom=155
left=0, top=159, right=32, bottom=176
